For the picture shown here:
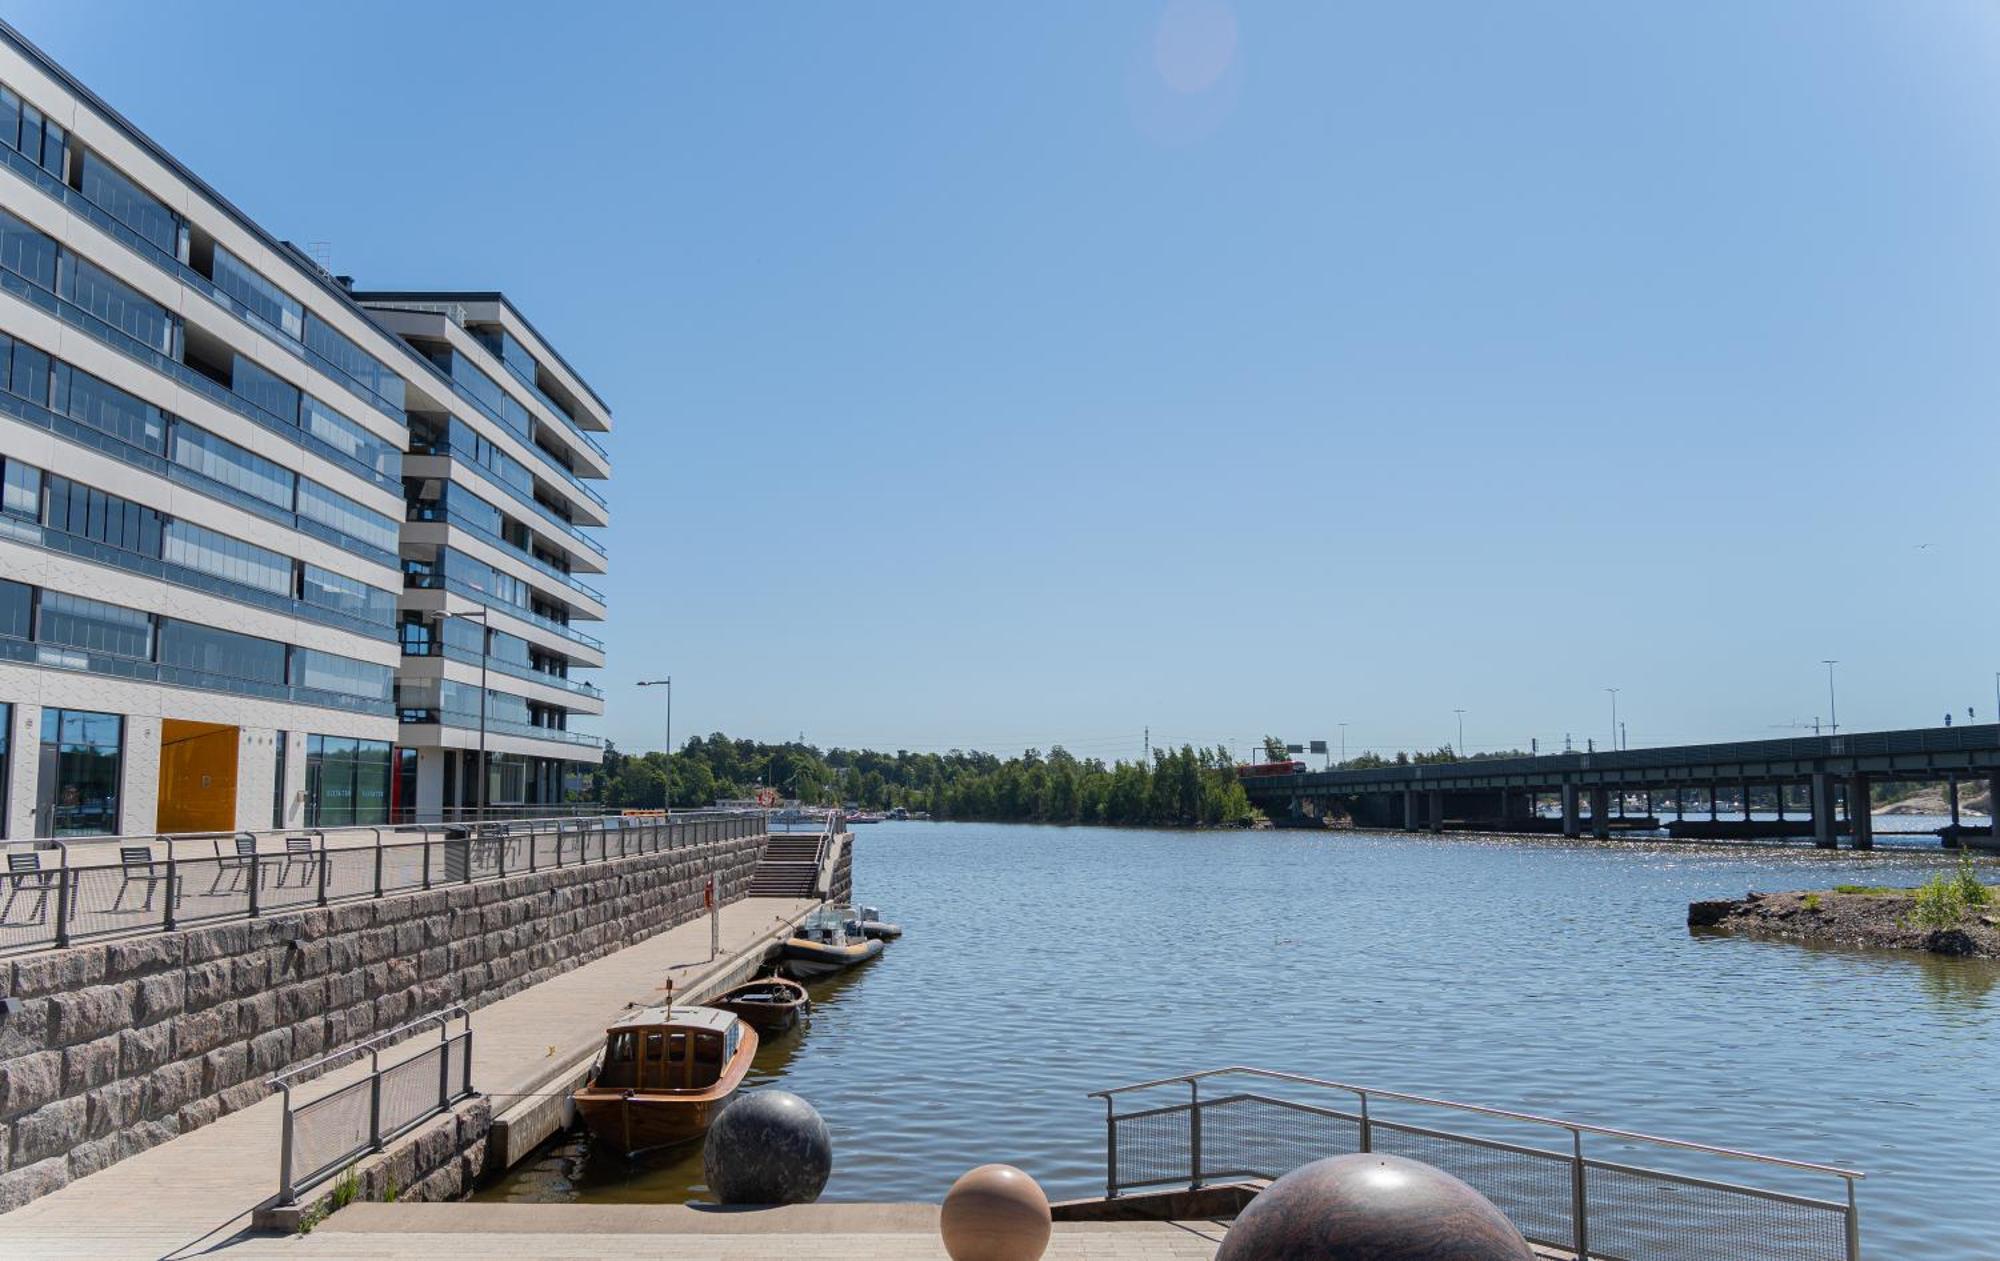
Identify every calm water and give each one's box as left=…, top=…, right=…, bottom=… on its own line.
left=481, top=822, right=2000, bottom=1256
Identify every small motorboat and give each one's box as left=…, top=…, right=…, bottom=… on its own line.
left=781, top=908, right=885, bottom=979
left=846, top=812, right=885, bottom=825
left=572, top=1005, right=757, bottom=1156
left=855, top=904, right=903, bottom=940
left=705, top=975, right=810, bottom=1035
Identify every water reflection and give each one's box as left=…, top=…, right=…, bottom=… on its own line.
left=478, top=824, right=2000, bottom=1257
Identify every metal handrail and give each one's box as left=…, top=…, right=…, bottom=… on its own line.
left=1089, top=1066, right=1865, bottom=1179
left=268, top=1004, right=471, bottom=1092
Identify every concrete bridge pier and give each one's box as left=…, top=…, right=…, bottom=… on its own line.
left=1949, top=774, right=1960, bottom=827
left=1812, top=772, right=1837, bottom=848
left=1588, top=786, right=1610, bottom=839
left=1403, top=788, right=1420, bottom=831
left=1561, top=783, right=1580, bottom=837
left=1849, top=773, right=1873, bottom=850
left=1427, top=789, right=1444, bottom=833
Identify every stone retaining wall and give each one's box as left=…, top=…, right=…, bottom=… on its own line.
left=0, top=828, right=767, bottom=1211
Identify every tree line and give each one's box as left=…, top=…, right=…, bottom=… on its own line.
left=589, top=734, right=1259, bottom=828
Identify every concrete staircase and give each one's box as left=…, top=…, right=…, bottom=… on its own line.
left=747, top=833, right=823, bottom=898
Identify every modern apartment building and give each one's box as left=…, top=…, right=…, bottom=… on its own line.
left=0, top=24, right=607, bottom=838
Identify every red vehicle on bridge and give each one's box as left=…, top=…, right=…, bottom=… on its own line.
left=1236, top=760, right=1307, bottom=778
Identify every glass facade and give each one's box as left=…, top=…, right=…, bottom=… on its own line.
left=43, top=475, right=163, bottom=555
left=36, top=708, right=122, bottom=838
left=36, top=589, right=153, bottom=659
left=0, top=86, right=66, bottom=181
left=78, top=151, right=185, bottom=262
left=0, top=577, right=30, bottom=640
left=158, top=618, right=288, bottom=687
left=172, top=423, right=295, bottom=508
left=289, top=648, right=394, bottom=703
left=302, top=395, right=401, bottom=485
left=62, top=253, right=178, bottom=357
left=304, top=735, right=391, bottom=826
left=50, top=358, right=169, bottom=455
left=0, top=207, right=56, bottom=288
left=162, top=519, right=292, bottom=595
left=296, top=479, right=399, bottom=554
left=231, top=352, right=300, bottom=425
left=2, top=458, right=38, bottom=518
left=304, top=313, right=403, bottom=412
left=211, top=243, right=304, bottom=341
left=300, top=564, right=396, bottom=626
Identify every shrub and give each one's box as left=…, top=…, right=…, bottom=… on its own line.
left=1910, top=872, right=1968, bottom=930
left=1802, top=892, right=1821, bottom=912
left=1950, top=852, right=1991, bottom=908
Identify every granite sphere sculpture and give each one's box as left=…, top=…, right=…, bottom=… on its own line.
left=701, top=1089, right=832, bottom=1205
left=939, top=1163, right=1052, bottom=1261
left=1215, top=1153, right=1534, bottom=1261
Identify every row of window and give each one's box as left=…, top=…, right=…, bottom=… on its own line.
left=0, top=208, right=403, bottom=490
left=0, top=701, right=395, bottom=837
left=0, top=575, right=394, bottom=703
left=0, top=330, right=401, bottom=556
left=0, top=73, right=407, bottom=420
left=2, top=456, right=398, bottom=629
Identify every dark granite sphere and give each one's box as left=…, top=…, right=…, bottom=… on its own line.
left=1215, top=1153, right=1535, bottom=1261
left=702, top=1089, right=833, bottom=1205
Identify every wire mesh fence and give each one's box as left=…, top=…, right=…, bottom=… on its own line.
left=1098, top=1072, right=1861, bottom=1261
left=0, top=811, right=764, bottom=956
left=272, top=1007, right=474, bottom=1204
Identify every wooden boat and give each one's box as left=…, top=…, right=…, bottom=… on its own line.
left=705, top=975, right=810, bottom=1035
left=781, top=908, right=885, bottom=979
left=572, top=1005, right=757, bottom=1155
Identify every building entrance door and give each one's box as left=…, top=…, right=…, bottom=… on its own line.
left=157, top=719, right=238, bottom=833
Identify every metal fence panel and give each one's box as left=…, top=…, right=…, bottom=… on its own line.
left=1583, top=1160, right=1852, bottom=1261
left=376, top=1043, right=447, bottom=1141
left=1370, top=1119, right=1577, bottom=1250
left=288, top=1079, right=372, bottom=1190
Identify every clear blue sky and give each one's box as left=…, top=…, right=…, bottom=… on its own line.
left=17, top=2, right=2000, bottom=761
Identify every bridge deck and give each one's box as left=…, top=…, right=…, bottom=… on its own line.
left=0, top=895, right=818, bottom=1261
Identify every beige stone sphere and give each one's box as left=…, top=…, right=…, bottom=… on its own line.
left=939, top=1163, right=1053, bottom=1261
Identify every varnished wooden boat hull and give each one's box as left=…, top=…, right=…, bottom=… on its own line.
left=574, top=1090, right=731, bottom=1155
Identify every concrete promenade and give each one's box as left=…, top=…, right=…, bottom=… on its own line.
left=227, top=1203, right=1231, bottom=1259
left=0, top=895, right=817, bottom=1260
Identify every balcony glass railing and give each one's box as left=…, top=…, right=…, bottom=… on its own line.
left=402, top=639, right=604, bottom=700
left=440, top=372, right=608, bottom=513
left=0, top=633, right=395, bottom=716
left=501, top=354, right=610, bottom=463
left=403, top=571, right=605, bottom=652
left=0, top=265, right=398, bottom=496
left=404, top=502, right=606, bottom=604
left=399, top=707, right=604, bottom=748
left=0, top=143, right=406, bottom=424
left=409, top=440, right=606, bottom=560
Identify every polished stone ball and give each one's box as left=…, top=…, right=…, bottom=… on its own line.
left=1216, top=1153, right=1535, bottom=1261
left=939, top=1163, right=1052, bottom=1261
left=702, top=1089, right=832, bottom=1205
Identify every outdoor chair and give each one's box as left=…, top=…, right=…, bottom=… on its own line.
left=2, top=852, right=56, bottom=925
left=276, top=837, right=319, bottom=888
left=110, top=846, right=171, bottom=912
left=206, top=836, right=262, bottom=895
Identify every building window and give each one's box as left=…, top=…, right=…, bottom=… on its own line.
left=170, top=423, right=295, bottom=509
left=210, top=243, right=304, bottom=341
left=0, top=578, right=29, bottom=641
left=304, top=735, right=391, bottom=827
left=156, top=619, right=287, bottom=688
left=161, top=519, right=293, bottom=596
left=60, top=253, right=178, bottom=358
left=43, top=475, right=163, bottom=556
left=1, top=458, right=38, bottom=519
left=36, top=708, right=122, bottom=838
left=35, top=590, right=153, bottom=660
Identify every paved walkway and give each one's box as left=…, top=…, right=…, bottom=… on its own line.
left=0, top=896, right=818, bottom=1260
left=225, top=1203, right=1232, bottom=1259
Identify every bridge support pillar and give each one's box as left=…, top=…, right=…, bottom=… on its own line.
left=1812, top=772, right=1837, bottom=848
left=1674, top=788, right=1685, bottom=821
left=1561, top=784, right=1580, bottom=837
left=1848, top=773, right=1873, bottom=850
left=1741, top=781, right=1753, bottom=821
left=1403, top=789, right=1419, bottom=831
left=1949, top=774, right=1960, bottom=827
left=1427, top=790, right=1444, bottom=833
left=1775, top=783, right=1786, bottom=822
left=1588, top=786, right=1610, bottom=839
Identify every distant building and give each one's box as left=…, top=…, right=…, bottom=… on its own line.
left=0, top=23, right=608, bottom=836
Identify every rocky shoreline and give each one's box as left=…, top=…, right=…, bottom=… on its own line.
left=1689, top=889, right=2000, bottom=958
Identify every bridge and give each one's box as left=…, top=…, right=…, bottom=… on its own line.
left=1239, top=724, right=2000, bottom=848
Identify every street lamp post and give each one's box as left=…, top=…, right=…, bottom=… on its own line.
left=435, top=608, right=490, bottom=822
left=637, top=678, right=672, bottom=814
left=1338, top=723, right=1348, bottom=765
left=1822, top=660, right=1839, bottom=736
left=1606, top=688, right=1619, bottom=752
left=1453, top=709, right=1466, bottom=758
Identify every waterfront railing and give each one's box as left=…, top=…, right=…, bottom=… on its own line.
left=0, top=811, right=764, bottom=957
left=269, top=1005, right=474, bottom=1205
left=1090, top=1066, right=1863, bottom=1261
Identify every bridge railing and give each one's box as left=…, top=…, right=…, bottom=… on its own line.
left=0, top=811, right=766, bottom=957
left=1091, top=1067, right=1862, bottom=1261
left=1258, top=723, right=2000, bottom=793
